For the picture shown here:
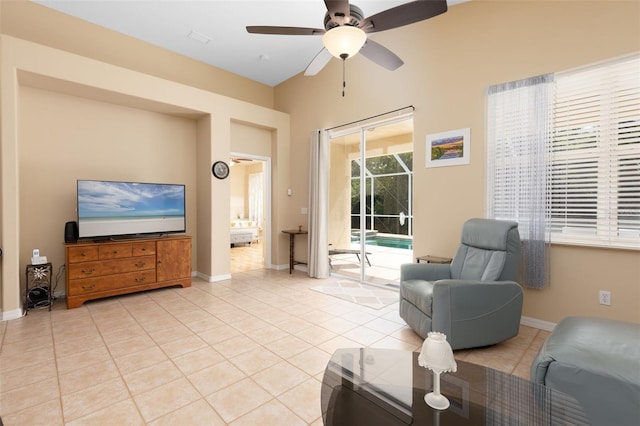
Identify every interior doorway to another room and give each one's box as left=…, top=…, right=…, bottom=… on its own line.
left=229, top=154, right=271, bottom=273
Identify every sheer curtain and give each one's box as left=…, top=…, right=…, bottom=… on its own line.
left=248, top=172, right=263, bottom=227
left=308, top=130, right=330, bottom=278
left=486, top=74, right=554, bottom=289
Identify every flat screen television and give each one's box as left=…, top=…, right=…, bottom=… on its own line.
left=77, top=179, right=186, bottom=240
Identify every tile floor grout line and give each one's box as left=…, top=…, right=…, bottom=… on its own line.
left=1, top=272, right=546, bottom=425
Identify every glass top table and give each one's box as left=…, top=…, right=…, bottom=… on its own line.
left=321, top=348, right=589, bottom=426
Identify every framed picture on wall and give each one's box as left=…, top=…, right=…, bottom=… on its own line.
left=426, top=128, right=470, bottom=168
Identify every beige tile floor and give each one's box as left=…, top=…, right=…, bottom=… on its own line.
left=230, top=241, right=264, bottom=274
left=0, top=269, right=549, bottom=426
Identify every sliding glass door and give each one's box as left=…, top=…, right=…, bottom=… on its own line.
left=328, top=116, right=414, bottom=286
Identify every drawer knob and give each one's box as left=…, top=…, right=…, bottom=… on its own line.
left=135, top=276, right=146, bottom=283
left=82, top=283, right=95, bottom=291
left=81, top=268, right=95, bottom=275
left=135, top=262, right=145, bottom=268
left=112, top=250, right=118, bottom=254
left=81, top=252, right=87, bottom=257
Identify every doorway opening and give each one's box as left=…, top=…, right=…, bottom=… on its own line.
left=328, top=116, right=414, bottom=286
left=229, top=153, right=271, bottom=273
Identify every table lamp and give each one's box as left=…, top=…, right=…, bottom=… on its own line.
left=418, top=331, right=457, bottom=410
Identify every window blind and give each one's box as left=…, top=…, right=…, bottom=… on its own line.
left=551, top=55, right=640, bottom=248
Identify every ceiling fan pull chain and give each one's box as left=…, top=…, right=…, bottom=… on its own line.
left=342, top=59, right=346, bottom=97
left=340, top=53, right=348, bottom=97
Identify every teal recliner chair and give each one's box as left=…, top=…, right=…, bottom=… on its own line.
left=399, top=218, right=523, bottom=350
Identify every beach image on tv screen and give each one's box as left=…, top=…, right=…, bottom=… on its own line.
left=77, top=180, right=185, bottom=238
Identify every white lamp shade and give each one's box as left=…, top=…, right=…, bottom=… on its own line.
left=418, top=332, right=457, bottom=374
left=322, top=26, right=367, bottom=59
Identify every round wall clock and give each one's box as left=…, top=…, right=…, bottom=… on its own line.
left=212, top=161, right=230, bottom=179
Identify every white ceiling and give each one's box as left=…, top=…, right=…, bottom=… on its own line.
left=35, top=0, right=466, bottom=87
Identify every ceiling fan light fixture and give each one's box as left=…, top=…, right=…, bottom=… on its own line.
left=322, top=26, right=366, bottom=59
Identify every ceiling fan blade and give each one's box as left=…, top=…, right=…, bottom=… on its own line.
left=324, top=0, right=351, bottom=21
left=361, top=0, right=448, bottom=33
left=304, top=48, right=333, bottom=76
left=246, top=26, right=325, bottom=36
left=359, top=39, right=404, bottom=71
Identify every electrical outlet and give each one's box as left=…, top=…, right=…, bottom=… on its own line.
left=599, top=290, right=611, bottom=306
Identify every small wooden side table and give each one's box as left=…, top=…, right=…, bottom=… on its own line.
left=415, top=255, right=452, bottom=264
left=282, top=229, right=308, bottom=274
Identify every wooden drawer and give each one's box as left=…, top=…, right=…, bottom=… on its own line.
left=67, top=255, right=156, bottom=280
left=68, top=270, right=157, bottom=296
left=99, top=243, right=132, bottom=260
left=133, top=241, right=156, bottom=257
left=65, top=235, right=191, bottom=309
left=67, top=246, right=99, bottom=263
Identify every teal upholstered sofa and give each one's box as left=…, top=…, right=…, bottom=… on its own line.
left=399, top=218, right=523, bottom=350
left=531, top=316, right=640, bottom=426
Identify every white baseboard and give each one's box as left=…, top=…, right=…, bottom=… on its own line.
left=1, top=308, right=24, bottom=321
left=193, top=271, right=208, bottom=281
left=272, top=263, right=309, bottom=272
left=521, top=316, right=556, bottom=331
left=194, top=271, right=232, bottom=282
left=196, top=265, right=296, bottom=274
left=210, top=274, right=232, bottom=282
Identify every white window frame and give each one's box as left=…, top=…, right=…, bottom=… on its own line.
left=487, top=54, right=640, bottom=251
left=550, top=54, right=640, bottom=249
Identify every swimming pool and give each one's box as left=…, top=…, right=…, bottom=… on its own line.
left=351, top=235, right=413, bottom=250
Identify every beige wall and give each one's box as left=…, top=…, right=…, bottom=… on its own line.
left=0, top=0, right=274, bottom=109
left=329, top=141, right=353, bottom=249
left=275, top=0, right=640, bottom=324
left=231, top=122, right=274, bottom=158
left=18, top=86, right=198, bottom=277
left=230, top=166, right=247, bottom=219
left=1, top=36, right=290, bottom=318
left=1, top=0, right=638, bottom=325
left=195, top=115, right=213, bottom=282
left=229, top=162, right=265, bottom=221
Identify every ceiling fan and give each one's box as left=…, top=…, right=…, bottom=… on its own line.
left=247, top=0, right=448, bottom=79
left=230, top=157, right=253, bottom=166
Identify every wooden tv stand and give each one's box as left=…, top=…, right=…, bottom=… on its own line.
left=65, top=235, right=191, bottom=309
